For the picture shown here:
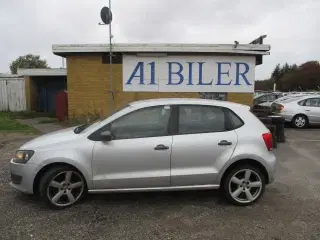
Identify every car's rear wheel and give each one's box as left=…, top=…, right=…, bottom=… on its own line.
left=292, top=114, right=308, bottom=128
left=222, top=165, right=266, bottom=206
left=38, top=166, right=87, bottom=209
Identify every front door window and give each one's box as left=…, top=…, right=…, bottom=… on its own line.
left=108, top=105, right=171, bottom=140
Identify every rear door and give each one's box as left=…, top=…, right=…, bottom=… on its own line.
left=170, top=105, right=238, bottom=186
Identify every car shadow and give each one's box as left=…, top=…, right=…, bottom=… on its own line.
left=284, top=123, right=320, bottom=129
left=13, top=189, right=228, bottom=210
left=85, top=189, right=226, bottom=206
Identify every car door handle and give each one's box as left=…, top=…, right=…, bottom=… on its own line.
left=305, top=110, right=310, bottom=111
left=154, top=144, right=169, bottom=150
left=218, top=140, right=232, bottom=146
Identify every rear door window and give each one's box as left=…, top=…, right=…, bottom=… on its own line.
left=224, top=108, right=244, bottom=129
left=178, top=105, right=226, bottom=134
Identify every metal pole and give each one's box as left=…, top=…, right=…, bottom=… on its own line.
left=108, top=0, right=114, bottom=114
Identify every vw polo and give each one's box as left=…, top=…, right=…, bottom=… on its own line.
left=10, top=98, right=276, bottom=209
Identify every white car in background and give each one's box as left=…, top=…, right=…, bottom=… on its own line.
left=253, top=93, right=284, bottom=107
left=272, top=95, right=320, bottom=128
left=272, top=94, right=308, bottom=105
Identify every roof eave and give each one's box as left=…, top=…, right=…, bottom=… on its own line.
left=52, top=43, right=270, bottom=57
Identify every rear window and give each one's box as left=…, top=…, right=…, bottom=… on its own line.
left=224, top=108, right=244, bottom=130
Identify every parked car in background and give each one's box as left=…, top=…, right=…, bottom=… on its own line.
left=272, top=95, right=320, bottom=128
left=10, top=98, right=276, bottom=209
left=272, top=94, right=308, bottom=105
left=253, top=92, right=284, bottom=107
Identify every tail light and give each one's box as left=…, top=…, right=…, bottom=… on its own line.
left=262, top=132, right=273, bottom=151
left=278, top=104, right=284, bottom=111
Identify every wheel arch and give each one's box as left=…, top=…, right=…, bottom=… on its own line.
left=33, top=162, right=89, bottom=195
left=220, top=159, right=269, bottom=186
left=292, top=113, right=309, bottom=124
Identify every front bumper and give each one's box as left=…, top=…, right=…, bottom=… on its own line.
left=9, top=159, right=37, bottom=194
left=274, top=113, right=293, bottom=123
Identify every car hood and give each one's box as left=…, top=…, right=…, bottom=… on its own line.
left=20, top=127, right=80, bottom=149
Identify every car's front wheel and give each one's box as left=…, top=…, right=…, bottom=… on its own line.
left=38, top=165, right=87, bottom=209
left=222, top=165, right=266, bottom=206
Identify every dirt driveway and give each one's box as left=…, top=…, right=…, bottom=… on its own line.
left=0, top=129, right=320, bottom=240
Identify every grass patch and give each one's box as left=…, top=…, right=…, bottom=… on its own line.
left=0, top=112, right=37, bottom=133
left=8, top=111, right=56, bottom=119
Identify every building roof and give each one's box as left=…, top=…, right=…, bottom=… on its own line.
left=0, top=74, right=22, bottom=78
left=52, top=43, right=270, bottom=56
left=17, top=68, right=66, bottom=76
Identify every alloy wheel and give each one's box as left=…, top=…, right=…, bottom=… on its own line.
left=228, top=169, right=263, bottom=204
left=294, top=116, right=306, bottom=128
left=46, top=171, right=84, bottom=207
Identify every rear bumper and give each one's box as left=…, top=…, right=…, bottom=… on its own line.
left=266, top=152, right=277, bottom=184
left=9, top=159, right=37, bottom=194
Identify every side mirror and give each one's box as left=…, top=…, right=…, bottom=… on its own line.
left=100, top=130, right=113, bottom=141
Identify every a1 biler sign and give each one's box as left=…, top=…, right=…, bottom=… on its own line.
left=122, top=55, right=255, bottom=93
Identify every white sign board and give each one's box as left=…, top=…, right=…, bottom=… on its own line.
left=123, top=55, right=255, bottom=93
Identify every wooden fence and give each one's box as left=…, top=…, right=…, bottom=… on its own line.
left=0, top=77, right=26, bottom=111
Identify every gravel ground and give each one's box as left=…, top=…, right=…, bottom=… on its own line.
left=1, top=129, right=320, bottom=240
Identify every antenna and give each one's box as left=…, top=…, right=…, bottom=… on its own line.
left=99, top=3, right=114, bottom=114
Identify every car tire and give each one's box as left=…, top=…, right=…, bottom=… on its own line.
left=38, top=165, right=87, bottom=209
left=222, top=164, right=266, bottom=206
left=292, top=114, right=308, bottom=128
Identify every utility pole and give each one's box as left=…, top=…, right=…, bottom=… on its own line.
left=99, top=3, right=114, bottom=114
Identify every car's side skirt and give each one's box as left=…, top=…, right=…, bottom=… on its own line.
left=88, top=184, right=220, bottom=193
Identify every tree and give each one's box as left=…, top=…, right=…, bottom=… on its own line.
left=270, top=62, right=300, bottom=91
left=254, top=79, right=274, bottom=91
left=10, top=54, right=49, bottom=74
left=279, top=61, right=320, bottom=91
left=271, top=64, right=281, bottom=89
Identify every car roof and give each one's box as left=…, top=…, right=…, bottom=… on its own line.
left=283, top=94, right=320, bottom=103
left=129, top=98, right=250, bottom=110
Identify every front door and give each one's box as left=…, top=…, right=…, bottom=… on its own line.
left=92, top=105, right=173, bottom=189
left=170, top=105, right=238, bottom=186
left=303, top=98, right=320, bottom=123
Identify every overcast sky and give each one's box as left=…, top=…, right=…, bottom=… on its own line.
left=0, top=0, right=319, bottom=80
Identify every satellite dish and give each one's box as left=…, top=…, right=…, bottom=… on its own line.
left=100, top=6, right=112, bottom=25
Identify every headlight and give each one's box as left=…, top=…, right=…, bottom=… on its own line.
left=13, top=150, right=34, bottom=164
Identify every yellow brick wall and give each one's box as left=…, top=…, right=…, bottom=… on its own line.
left=66, top=55, right=199, bottom=119
left=66, top=55, right=253, bottom=119
left=227, top=93, right=253, bottom=106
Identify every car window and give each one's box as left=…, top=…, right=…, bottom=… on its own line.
left=259, top=96, right=267, bottom=102
left=107, top=105, right=171, bottom=140
left=268, top=95, right=274, bottom=101
left=304, top=98, right=320, bottom=107
left=224, top=108, right=244, bottom=129
left=178, top=105, right=226, bottom=134
left=298, top=100, right=306, bottom=106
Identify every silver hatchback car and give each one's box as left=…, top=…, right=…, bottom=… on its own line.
left=10, top=98, right=276, bottom=209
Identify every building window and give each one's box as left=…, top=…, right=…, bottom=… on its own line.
left=199, top=92, right=228, bottom=101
